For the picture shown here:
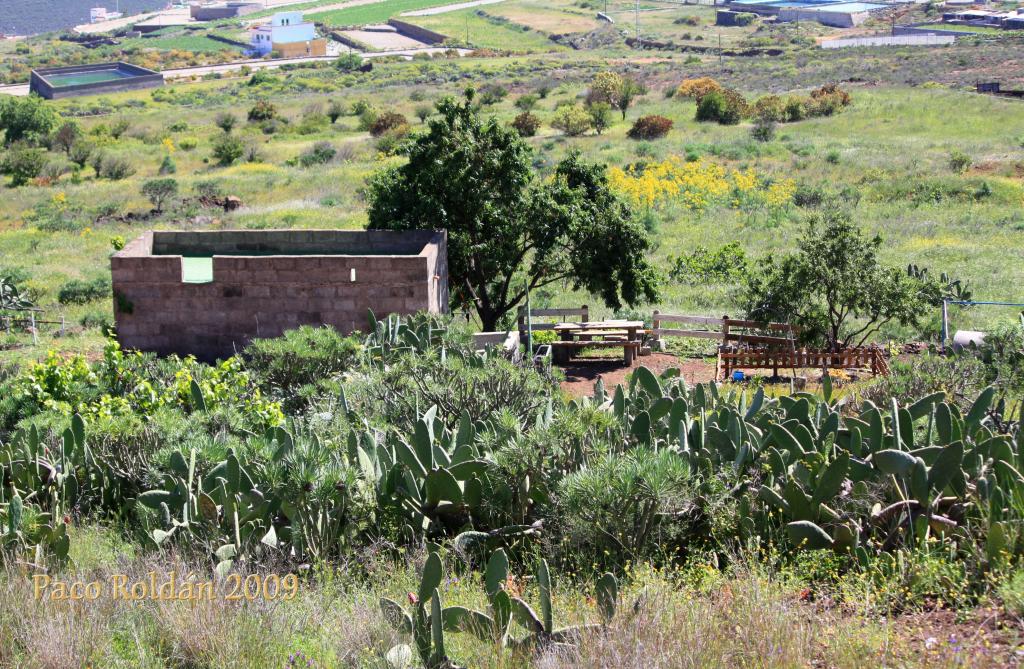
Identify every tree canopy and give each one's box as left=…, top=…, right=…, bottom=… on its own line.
left=0, top=95, right=59, bottom=146
left=742, top=210, right=931, bottom=350
left=366, top=90, right=659, bottom=331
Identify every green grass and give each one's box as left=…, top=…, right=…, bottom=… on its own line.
left=2, top=34, right=1024, bottom=361
left=110, top=35, right=245, bottom=53
left=406, top=7, right=568, bottom=50
left=916, top=23, right=1008, bottom=34
left=307, top=0, right=460, bottom=27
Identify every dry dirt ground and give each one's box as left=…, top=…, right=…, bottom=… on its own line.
left=337, top=29, right=432, bottom=50
left=559, top=352, right=717, bottom=397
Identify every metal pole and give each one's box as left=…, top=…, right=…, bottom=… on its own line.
left=635, top=0, right=640, bottom=48
left=526, top=278, right=533, bottom=360
left=941, top=298, right=949, bottom=353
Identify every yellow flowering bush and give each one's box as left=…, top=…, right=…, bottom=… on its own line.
left=608, top=158, right=795, bottom=215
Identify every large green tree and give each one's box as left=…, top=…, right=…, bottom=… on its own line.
left=366, top=90, right=659, bottom=331
left=0, top=95, right=59, bottom=146
left=742, top=210, right=931, bottom=350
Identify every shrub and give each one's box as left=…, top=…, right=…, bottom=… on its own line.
left=948, top=150, right=972, bottom=175
left=244, top=325, right=361, bottom=410
left=95, top=154, right=135, bottom=180
left=57, top=277, right=111, bottom=305
left=735, top=11, right=757, bottom=25
left=695, top=89, right=747, bottom=125
left=669, top=242, right=748, bottom=284
left=212, top=135, right=244, bottom=166
left=369, top=112, right=408, bottom=137
left=334, top=51, right=363, bottom=72
left=783, top=96, right=807, bottom=122
left=511, top=112, right=541, bottom=137
left=2, top=145, right=47, bottom=186
left=214, top=112, right=237, bottom=133
left=158, top=155, right=176, bottom=175
left=478, top=83, right=508, bottom=105
left=588, top=102, right=613, bottom=135
left=627, top=115, right=673, bottom=140
left=141, top=178, right=179, bottom=212
left=68, top=140, right=93, bottom=168
left=51, top=121, right=80, bottom=156
left=753, top=95, right=785, bottom=122
left=676, top=76, right=722, bottom=102
left=298, top=141, right=336, bottom=167
left=247, top=99, right=277, bottom=122
left=327, top=99, right=345, bottom=124
left=375, top=126, right=409, bottom=156
left=551, top=104, right=592, bottom=136
left=357, top=106, right=379, bottom=132
left=860, top=352, right=987, bottom=409
left=515, top=94, right=538, bottom=112
left=751, top=118, right=776, bottom=142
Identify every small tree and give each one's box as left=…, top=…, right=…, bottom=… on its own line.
left=141, top=178, right=179, bottom=213
left=51, top=121, right=80, bottom=156
left=2, top=145, right=47, bottom=186
left=370, top=112, right=408, bottom=137
left=0, top=95, right=59, bottom=146
left=695, top=89, right=747, bottom=125
left=511, top=111, right=541, bottom=138
left=614, top=77, right=645, bottom=120
left=551, top=105, right=592, bottom=137
left=214, top=112, right=237, bottom=133
left=247, top=99, right=277, bottom=122
left=415, top=105, right=433, bottom=124
left=335, top=51, right=363, bottom=72
left=627, top=115, right=673, bottom=140
left=588, top=102, right=613, bottom=135
left=515, top=94, right=538, bottom=112
left=327, top=100, right=345, bottom=124
left=587, top=72, right=623, bottom=106
left=212, top=134, right=244, bottom=166
left=68, top=140, right=92, bottom=169
left=742, top=210, right=930, bottom=350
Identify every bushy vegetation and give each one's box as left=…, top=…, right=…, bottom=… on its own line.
left=1, top=312, right=1023, bottom=665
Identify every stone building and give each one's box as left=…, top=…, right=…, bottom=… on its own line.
left=111, top=230, right=448, bottom=360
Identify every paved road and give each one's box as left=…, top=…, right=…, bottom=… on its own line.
left=0, top=47, right=471, bottom=97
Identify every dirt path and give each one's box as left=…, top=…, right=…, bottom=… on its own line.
left=559, top=353, right=716, bottom=398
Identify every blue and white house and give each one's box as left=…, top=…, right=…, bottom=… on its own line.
left=250, top=11, right=317, bottom=56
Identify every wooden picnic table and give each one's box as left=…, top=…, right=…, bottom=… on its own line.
left=550, top=321, right=646, bottom=366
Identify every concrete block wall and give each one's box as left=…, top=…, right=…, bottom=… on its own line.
left=112, top=230, right=449, bottom=360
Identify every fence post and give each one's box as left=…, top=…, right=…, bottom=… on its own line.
left=581, top=304, right=589, bottom=323
left=652, top=309, right=662, bottom=351
left=60, top=315, right=65, bottom=336
left=30, top=312, right=37, bottom=346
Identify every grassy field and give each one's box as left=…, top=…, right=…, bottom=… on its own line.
left=5, top=8, right=1024, bottom=665
left=3, top=41, right=1024, bottom=362
left=307, top=0, right=464, bottom=27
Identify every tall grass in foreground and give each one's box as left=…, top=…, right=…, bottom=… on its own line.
left=0, top=528, right=1001, bottom=668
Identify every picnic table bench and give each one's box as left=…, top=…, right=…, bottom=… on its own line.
left=550, top=321, right=646, bottom=366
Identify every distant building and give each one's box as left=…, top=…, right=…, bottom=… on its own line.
left=90, top=7, right=123, bottom=23
left=111, top=230, right=449, bottom=360
left=250, top=11, right=327, bottom=57
left=727, top=0, right=886, bottom=28
left=189, top=2, right=262, bottom=22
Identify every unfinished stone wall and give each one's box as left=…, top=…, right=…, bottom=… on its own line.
left=111, top=230, right=448, bottom=360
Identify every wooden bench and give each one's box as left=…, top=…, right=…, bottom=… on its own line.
left=550, top=340, right=641, bottom=365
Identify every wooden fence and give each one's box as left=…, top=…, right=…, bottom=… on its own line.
left=2, top=310, right=67, bottom=345
left=651, top=312, right=799, bottom=347
left=517, top=305, right=588, bottom=335
left=719, top=346, right=890, bottom=380
left=651, top=312, right=889, bottom=379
